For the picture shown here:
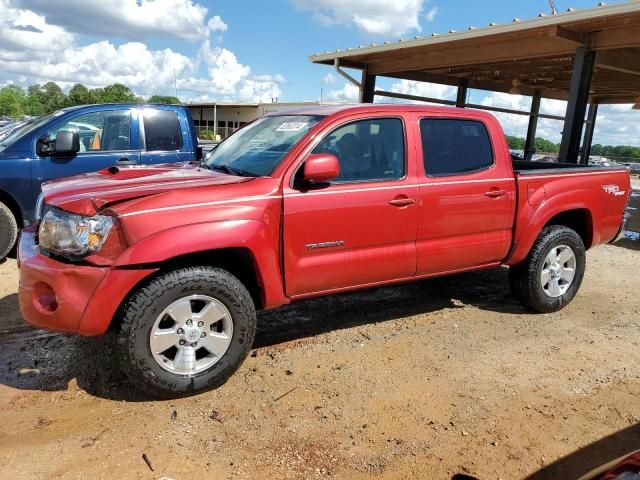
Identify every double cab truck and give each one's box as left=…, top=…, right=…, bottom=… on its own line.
left=17, top=105, right=631, bottom=397
left=0, top=103, right=199, bottom=260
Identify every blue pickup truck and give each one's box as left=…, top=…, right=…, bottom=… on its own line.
left=0, top=103, right=199, bottom=260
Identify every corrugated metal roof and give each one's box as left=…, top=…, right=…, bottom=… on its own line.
left=310, top=1, right=640, bottom=64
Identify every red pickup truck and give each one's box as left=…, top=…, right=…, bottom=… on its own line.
left=17, top=105, right=631, bottom=397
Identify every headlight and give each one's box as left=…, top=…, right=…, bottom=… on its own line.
left=39, top=209, right=115, bottom=259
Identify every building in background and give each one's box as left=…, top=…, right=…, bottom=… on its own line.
left=187, top=101, right=340, bottom=140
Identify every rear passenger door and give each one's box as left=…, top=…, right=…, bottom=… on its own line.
left=416, top=115, right=516, bottom=274
left=139, top=107, right=195, bottom=165
left=283, top=116, right=419, bottom=296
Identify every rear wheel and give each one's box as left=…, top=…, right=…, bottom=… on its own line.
left=509, top=226, right=586, bottom=313
left=116, top=266, right=256, bottom=398
left=0, top=201, right=18, bottom=261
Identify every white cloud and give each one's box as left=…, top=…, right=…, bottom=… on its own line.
left=390, top=79, right=456, bottom=102
left=293, top=0, right=429, bottom=36
left=477, top=91, right=640, bottom=146
left=0, top=0, right=284, bottom=103
left=0, top=0, right=74, bottom=53
left=592, top=105, right=640, bottom=147
left=323, top=73, right=337, bottom=84
left=15, top=0, right=223, bottom=42
left=325, top=82, right=360, bottom=102
left=425, top=6, right=438, bottom=22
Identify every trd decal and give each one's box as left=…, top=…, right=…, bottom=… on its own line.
left=602, top=184, right=626, bottom=196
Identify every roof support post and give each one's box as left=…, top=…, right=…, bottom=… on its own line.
left=559, top=46, right=595, bottom=163
left=456, top=79, right=468, bottom=108
left=580, top=103, right=598, bottom=165
left=360, top=69, right=376, bottom=103
left=524, top=90, right=542, bottom=161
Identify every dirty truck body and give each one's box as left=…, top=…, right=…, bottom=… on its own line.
left=17, top=105, right=630, bottom=397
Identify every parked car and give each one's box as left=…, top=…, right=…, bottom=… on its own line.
left=18, top=105, right=630, bottom=397
left=0, top=103, right=199, bottom=260
left=578, top=449, right=640, bottom=480
left=199, top=140, right=219, bottom=156
left=626, top=190, right=640, bottom=236
left=0, top=121, right=27, bottom=142
left=628, top=162, right=640, bottom=175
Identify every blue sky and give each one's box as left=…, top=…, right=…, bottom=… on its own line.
left=0, top=0, right=638, bottom=145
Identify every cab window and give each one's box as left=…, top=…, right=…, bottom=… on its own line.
left=420, top=118, right=493, bottom=176
left=143, top=109, right=183, bottom=151
left=312, top=118, right=405, bottom=183
left=49, top=110, right=131, bottom=153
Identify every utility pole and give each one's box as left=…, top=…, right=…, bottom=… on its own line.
left=173, top=69, right=178, bottom=99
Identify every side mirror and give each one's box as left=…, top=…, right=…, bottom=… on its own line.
left=303, top=153, right=340, bottom=183
left=54, top=130, right=80, bottom=156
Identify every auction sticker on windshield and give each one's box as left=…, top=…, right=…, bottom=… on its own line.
left=276, top=122, right=309, bottom=132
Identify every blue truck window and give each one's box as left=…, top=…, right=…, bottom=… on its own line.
left=49, top=111, right=131, bottom=152
left=143, top=109, right=183, bottom=151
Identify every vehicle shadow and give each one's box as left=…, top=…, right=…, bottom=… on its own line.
left=525, top=422, right=640, bottom=479
left=0, top=267, right=527, bottom=401
left=254, top=266, right=524, bottom=349
left=611, top=238, right=640, bottom=251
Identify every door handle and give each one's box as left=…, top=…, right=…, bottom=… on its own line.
left=116, top=158, right=136, bottom=166
left=485, top=189, right=506, bottom=198
left=388, top=197, right=416, bottom=207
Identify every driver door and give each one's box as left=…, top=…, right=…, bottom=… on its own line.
left=32, top=108, right=140, bottom=199
left=282, top=116, right=418, bottom=297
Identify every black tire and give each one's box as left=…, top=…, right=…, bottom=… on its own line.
left=0, top=201, right=18, bottom=261
left=509, top=225, right=586, bottom=313
left=116, top=266, right=256, bottom=398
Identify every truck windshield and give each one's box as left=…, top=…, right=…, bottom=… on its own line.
left=0, top=112, right=57, bottom=152
left=204, top=115, right=323, bottom=177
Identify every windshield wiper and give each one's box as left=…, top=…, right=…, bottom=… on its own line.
left=206, top=164, right=256, bottom=177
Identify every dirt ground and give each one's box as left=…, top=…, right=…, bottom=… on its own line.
left=0, top=239, right=639, bottom=480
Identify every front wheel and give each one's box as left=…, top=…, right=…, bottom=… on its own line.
left=509, top=225, right=586, bottom=313
left=0, top=201, right=18, bottom=261
left=116, top=266, right=256, bottom=398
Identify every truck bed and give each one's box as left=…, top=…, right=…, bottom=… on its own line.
left=508, top=161, right=631, bottom=265
left=512, top=160, right=629, bottom=174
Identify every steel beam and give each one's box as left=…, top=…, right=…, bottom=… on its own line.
left=559, top=46, right=595, bottom=163
left=360, top=70, right=376, bottom=103
left=580, top=103, right=598, bottom=165
left=374, top=90, right=456, bottom=106
left=456, top=79, right=468, bottom=108
left=524, top=91, right=542, bottom=161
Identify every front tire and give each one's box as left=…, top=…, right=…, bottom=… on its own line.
left=0, top=201, right=18, bottom=261
left=509, top=226, right=586, bottom=313
left=116, top=266, right=256, bottom=398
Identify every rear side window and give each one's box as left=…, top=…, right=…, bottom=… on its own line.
left=420, top=119, right=493, bottom=176
left=143, top=109, right=183, bottom=151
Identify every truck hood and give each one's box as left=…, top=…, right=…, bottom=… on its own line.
left=42, top=162, right=251, bottom=217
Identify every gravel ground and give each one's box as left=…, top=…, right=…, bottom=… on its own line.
left=0, top=239, right=639, bottom=479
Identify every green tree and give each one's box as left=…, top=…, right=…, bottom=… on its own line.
left=67, top=83, right=92, bottom=106
left=98, top=83, right=137, bottom=103
left=506, top=135, right=525, bottom=150
left=534, top=137, right=559, bottom=153
left=0, top=85, right=26, bottom=117
left=41, top=82, right=67, bottom=113
left=24, top=84, right=45, bottom=116
left=89, top=87, right=105, bottom=103
left=147, top=95, right=181, bottom=104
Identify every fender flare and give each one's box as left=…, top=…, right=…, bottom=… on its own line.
left=508, top=189, right=599, bottom=265
left=113, top=219, right=287, bottom=309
